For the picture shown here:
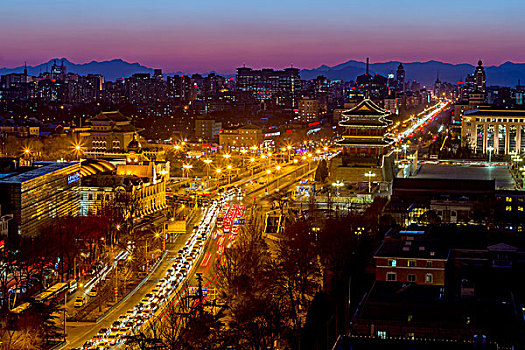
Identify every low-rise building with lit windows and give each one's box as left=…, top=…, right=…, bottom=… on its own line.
left=461, top=108, right=525, bottom=155
left=219, top=124, right=263, bottom=149
left=84, top=111, right=137, bottom=154
left=375, top=236, right=448, bottom=286
left=79, top=159, right=167, bottom=217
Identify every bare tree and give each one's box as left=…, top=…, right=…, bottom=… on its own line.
left=215, top=224, right=286, bottom=350
left=277, top=220, right=322, bottom=339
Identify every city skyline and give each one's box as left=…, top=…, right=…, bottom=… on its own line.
left=2, top=0, right=525, bottom=72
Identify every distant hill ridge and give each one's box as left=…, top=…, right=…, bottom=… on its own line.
left=301, top=60, right=525, bottom=87
left=2, top=58, right=525, bottom=86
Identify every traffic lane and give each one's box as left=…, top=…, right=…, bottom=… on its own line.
left=402, top=107, right=452, bottom=146
left=65, top=230, right=193, bottom=349
left=157, top=200, right=243, bottom=321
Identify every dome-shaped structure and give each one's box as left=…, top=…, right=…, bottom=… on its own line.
left=127, top=133, right=142, bottom=153
left=80, top=159, right=116, bottom=177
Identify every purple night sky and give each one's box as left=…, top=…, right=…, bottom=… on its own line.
left=2, top=0, right=524, bottom=73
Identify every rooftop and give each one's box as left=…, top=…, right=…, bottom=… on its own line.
left=340, top=99, right=390, bottom=118
left=90, top=111, right=131, bottom=122
left=413, top=164, right=515, bottom=190
left=464, top=108, right=525, bottom=117
left=375, top=238, right=449, bottom=260
left=0, top=161, right=78, bottom=184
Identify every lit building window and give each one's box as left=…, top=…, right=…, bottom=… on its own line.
left=386, top=272, right=397, bottom=281
left=388, top=259, right=397, bottom=267
left=425, top=273, right=433, bottom=283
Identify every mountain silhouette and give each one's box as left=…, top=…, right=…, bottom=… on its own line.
left=0, top=58, right=154, bottom=81
left=2, top=58, right=525, bottom=86
left=300, top=60, right=525, bottom=87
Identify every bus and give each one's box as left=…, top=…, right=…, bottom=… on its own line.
left=33, top=282, right=68, bottom=305
left=10, top=302, right=31, bottom=314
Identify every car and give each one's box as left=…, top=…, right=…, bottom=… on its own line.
left=74, top=296, right=85, bottom=308
left=82, top=340, right=95, bottom=349
left=125, top=309, right=135, bottom=317
left=97, top=327, right=108, bottom=336
left=89, top=288, right=98, bottom=297
left=118, top=327, right=131, bottom=337
left=106, top=333, right=119, bottom=345
left=91, top=334, right=103, bottom=342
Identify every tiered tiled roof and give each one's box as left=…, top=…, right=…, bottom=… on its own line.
left=337, top=99, right=394, bottom=148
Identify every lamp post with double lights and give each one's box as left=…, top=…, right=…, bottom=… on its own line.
left=332, top=180, right=344, bottom=213
left=365, top=171, right=376, bottom=193
left=402, top=144, right=409, bottom=159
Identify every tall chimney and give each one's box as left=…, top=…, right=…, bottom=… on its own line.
left=366, top=57, right=369, bottom=76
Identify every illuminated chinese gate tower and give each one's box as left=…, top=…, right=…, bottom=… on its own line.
left=337, top=99, right=394, bottom=166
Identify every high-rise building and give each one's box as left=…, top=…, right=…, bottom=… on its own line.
left=298, top=98, right=320, bottom=123
left=462, top=60, right=487, bottom=103
left=235, top=67, right=300, bottom=109
left=195, top=118, right=222, bottom=141
left=396, top=63, right=405, bottom=92
left=473, top=60, right=487, bottom=93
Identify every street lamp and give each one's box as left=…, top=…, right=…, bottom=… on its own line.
left=266, top=169, right=272, bottom=192
left=402, top=144, right=409, bottom=159
left=202, top=158, right=212, bottom=179
left=240, top=149, right=248, bottom=167
left=227, top=164, right=232, bottom=185
left=182, top=163, right=193, bottom=180
left=250, top=157, right=255, bottom=177
left=365, top=171, right=376, bottom=193
left=487, top=146, right=494, bottom=163
left=332, top=180, right=344, bottom=212
left=215, top=168, right=222, bottom=185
